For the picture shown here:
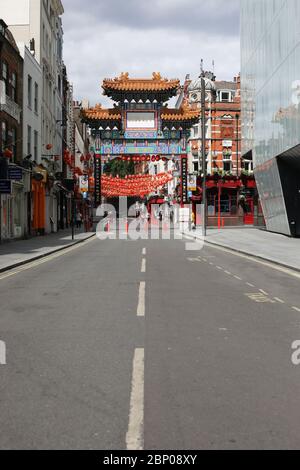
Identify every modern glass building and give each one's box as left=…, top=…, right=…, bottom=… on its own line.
left=241, top=0, right=300, bottom=237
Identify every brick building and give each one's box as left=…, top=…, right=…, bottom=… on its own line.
left=0, top=20, right=30, bottom=241
left=178, top=71, right=256, bottom=227
left=0, top=20, right=23, bottom=163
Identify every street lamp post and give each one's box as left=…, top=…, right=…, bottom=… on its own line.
left=201, top=77, right=207, bottom=237
left=236, top=113, right=239, bottom=177
left=71, top=190, right=75, bottom=240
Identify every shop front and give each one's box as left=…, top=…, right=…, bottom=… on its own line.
left=191, top=174, right=258, bottom=227
left=31, top=167, right=47, bottom=235
left=0, top=164, right=30, bottom=242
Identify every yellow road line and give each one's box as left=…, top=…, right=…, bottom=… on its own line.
left=0, top=236, right=96, bottom=281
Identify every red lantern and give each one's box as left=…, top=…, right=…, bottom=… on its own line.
left=3, top=148, right=13, bottom=159
left=46, top=144, right=53, bottom=150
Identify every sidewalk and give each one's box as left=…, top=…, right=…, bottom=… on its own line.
left=0, top=229, right=95, bottom=273
left=186, top=227, right=300, bottom=272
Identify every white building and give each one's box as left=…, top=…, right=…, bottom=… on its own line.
left=1, top=0, right=65, bottom=234
left=21, top=46, right=42, bottom=164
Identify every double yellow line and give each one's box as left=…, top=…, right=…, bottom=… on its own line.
left=0, top=236, right=96, bottom=282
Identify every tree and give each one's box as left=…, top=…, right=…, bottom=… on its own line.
left=103, top=159, right=135, bottom=178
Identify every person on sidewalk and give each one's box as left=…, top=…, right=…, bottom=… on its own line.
left=191, top=211, right=196, bottom=230
left=76, top=212, right=83, bottom=229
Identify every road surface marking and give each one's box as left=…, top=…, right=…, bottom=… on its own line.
left=137, top=282, right=146, bottom=317
left=142, top=248, right=146, bottom=255
left=0, top=236, right=96, bottom=281
left=292, top=307, right=300, bottom=313
left=245, top=293, right=276, bottom=304
left=216, top=266, right=223, bottom=271
left=234, top=275, right=242, bottom=281
left=225, top=270, right=232, bottom=275
left=246, top=282, right=255, bottom=288
left=260, top=289, right=269, bottom=296
left=209, top=262, right=214, bottom=266
left=198, top=242, right=300, bottom=280
left=126, top=348, right=144, bottom=450
left=141, top=258, right=146, bottom=273
left=202, top=258, right=207, bottom=262
left=274, top=297, right=285, bottom=304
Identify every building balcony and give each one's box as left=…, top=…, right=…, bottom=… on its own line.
left=0, top=88, right=21, bottom=124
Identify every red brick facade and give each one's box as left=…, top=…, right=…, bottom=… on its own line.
left=0, top=21, right=23, bottom=164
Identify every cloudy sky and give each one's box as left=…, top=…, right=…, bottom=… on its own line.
left=62, top=0, right=240, bottom=106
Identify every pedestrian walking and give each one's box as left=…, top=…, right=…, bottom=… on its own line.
left=76, top=212, right=83, bottom=229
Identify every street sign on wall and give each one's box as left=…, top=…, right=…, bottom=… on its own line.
left=8, top=166, right=23, bottom=181
left=0, top=180, right=12, bottom=194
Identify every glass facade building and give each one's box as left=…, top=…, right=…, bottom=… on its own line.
left=241, top=0, right=300, bottom=236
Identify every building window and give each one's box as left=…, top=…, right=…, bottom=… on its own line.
left=28, top=75, right=32, bottom=108
left=34, top=130, right=38, bottom=161
left=1, top=121, right=7, bottom=149
left=223, top=160, right=232, bottom=172
left=220, top=91, right=232, bottom=103
left=2, top=61, right=8, bottom=95
left=11, top=72, right=17, bottom=102
left=34, top=82, right=38, bottom=113
left=243, top=160, right=253, bottom=172
left=27, top=125, right=32, bottom=156
left=193, top=161, right=199, bottom=173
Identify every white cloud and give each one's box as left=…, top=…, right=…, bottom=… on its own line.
left=62, top=0, right=240, bottom=106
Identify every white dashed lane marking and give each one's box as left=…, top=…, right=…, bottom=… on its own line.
left=126, top=348, right=144, bottom=450
left=141, top=258, right=146, bottom=273
left=186, top=254, right=300, bottom=314
left=246, top=282, right=255, bottom=288
left=137, top=282, right=146, bottom=317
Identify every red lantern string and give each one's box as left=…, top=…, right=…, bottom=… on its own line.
left=100, top=172, right=173, bottom=197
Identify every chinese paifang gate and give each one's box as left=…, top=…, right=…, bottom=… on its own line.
left=81, top=72, right=199, bottom=211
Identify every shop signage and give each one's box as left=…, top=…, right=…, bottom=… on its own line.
left=181, top=156, right=188, bottom=204
left=94, top=154, right=102, bottom=206
left=8, top=166, right=23, bottom=181
left=0, top=180, right=12, bottom=194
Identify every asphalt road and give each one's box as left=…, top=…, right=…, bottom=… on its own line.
left=0, top=232, right=300, bottom=449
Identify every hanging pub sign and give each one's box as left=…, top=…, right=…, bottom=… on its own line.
left=94, top=154, right=102, bottom=206
left=0, top=180, right=12, bottom=194
left=8, top=166, right=23, bottom=181
left=79, top=175, right=89, bottom=193
left=181, top=155, right=188, bottom=204
left=188, top=174, right=197, bottom=192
